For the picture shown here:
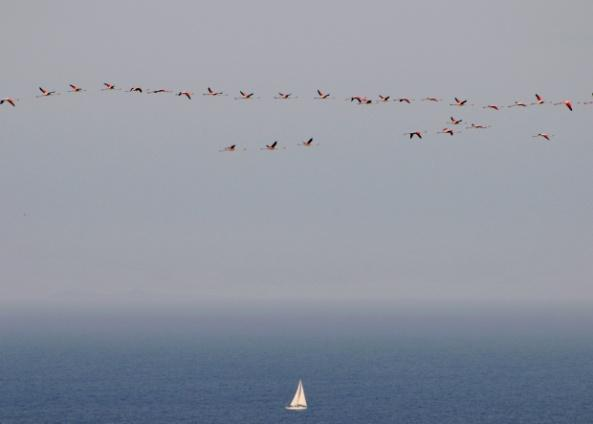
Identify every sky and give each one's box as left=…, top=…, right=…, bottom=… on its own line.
left=1, top=0, right=593, bottom=317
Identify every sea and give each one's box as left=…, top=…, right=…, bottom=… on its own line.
left=0, top=307, right=592, bottom=423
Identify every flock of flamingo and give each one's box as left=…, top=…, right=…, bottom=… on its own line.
left=2, top=83, right=592, bottom=150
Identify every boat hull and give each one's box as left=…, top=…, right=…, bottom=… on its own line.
left=285, top=406, right=307, bottom=411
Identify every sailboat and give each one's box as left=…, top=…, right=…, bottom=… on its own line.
left=285, top=379, right=307, bottom=411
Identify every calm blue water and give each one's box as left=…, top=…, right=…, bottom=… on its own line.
left=1, top=316, right=592, bottom=423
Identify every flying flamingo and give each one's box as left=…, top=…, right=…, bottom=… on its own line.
left=533, top=133, right=553, bottom=141
left=404, top=131, right=425, bottom=140
left=219, top=144, right=246, bottom=152
left=129, top=87, right=143, bottom=93
left=37, top=87, right=58, bottom=97
left=275, top=92, right=294, bottom=99
left=377, top=95, right=391, bottom=103
left=0, top=97, right=17, bottom=107
left=450, top=97, right=468, bottom=106
left=177, top=91, right=192, bottom=100
left=204, top=87, right=224, bottom=96
left=437, top=127, right=459, bottom=136
left=261, top=141, right=285, bottom=151
left=68, top=83, right=85, bottom=93
left=315, top=90, right=330, bottom=99
left=102, top=83, right=118, bottom=91
left=466, top=123, right=491, bottom=129
left=563, top=100, right=573, bottom=111
left=149, top=89, right=171, bottom=94
left=422, top=97, right=441, bottom=102
left=483, top=104, right=500, bottom=111
left=532, top=94, right=545, bottom=105
left=299, top=137, right=316, bottom=147
left=351, top=96, right=372, bottom=104
left=553, top=100, right=573, bottom=111
left=235, top=90, right=255, bottom=100
left=449, top=116, right=463, bottom=125
left=397, top=97, right=413, bottom=104
left=508, top=100, right=528, bottom=108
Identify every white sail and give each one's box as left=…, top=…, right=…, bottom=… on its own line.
left=286, top=379, right=307, bottom=410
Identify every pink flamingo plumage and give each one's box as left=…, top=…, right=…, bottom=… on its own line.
left=553, top=100, right=573, bottom=111
left=177, top=91, right=192, bottom=100
left=37, top=87, right=58, bottom=97
left=450, top=97, right=468, bottom=106
left=315, top=90, right=330, bottom=99
left=438, top=127, right=460, bottom=136
left=404, top=131, right=425, bottom=140
left=533, top=133, right=553, bottom=141
left=0, top=97, right=17, bottom=107
left=204, top=87, right=223, bottom=96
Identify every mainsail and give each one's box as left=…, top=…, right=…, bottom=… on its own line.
left=287, top=379, right=307, bottom=410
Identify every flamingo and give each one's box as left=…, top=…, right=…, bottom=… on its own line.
left=262, top=141, right=282, bottom=151
left=102, top=82, right=118, bottom=91
left=422, top=97, right=441, bottom=102
left=236, top=90, right=255, bottom=99
left=404, top=131, right=425, bottom=140
left=219, top=144, right=246, bottom=152
left=564, top=100, right=573, bottom=111
left=37, top=87, right=57, bottom=97
left=397, top=97, right=413, bottom=104
left=129, top=87, right=143, bottom=93
left=377, top=95, right=391, bottom=103
left=204, top=87, right=223, bottom=96
left=533, top=93, right=545, bottom=105
left=177, top=91, right=192, bottom=100
left=68, top=83, right=85, bottom=93
left=437, top=127, right=459, bottom=136
left=315, top=90, right=330, bottom=99
left=300, top=137, right=315, bottom=147
left=450, top=97, right=468, bottom=106
left=351, top=96, right=372, bottom=104
left=149, top=89, right=171, bottom=94
left=483, top=104, right=500, bottom=111
left=533, top=133, right=553, bottom=141
left=449, top=116, right=463, bottom=125
left=553, top=100, right=573, bottom=111
left=466, top=123, right=491, bottom=129
left=275, top=92, right=293, bottom=99
left=0, top=97, right=17, bottom=107
left=508, top=100, right=528, bottom=108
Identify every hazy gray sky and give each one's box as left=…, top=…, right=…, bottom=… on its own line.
left=1, top=0, right=592, bottom=313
